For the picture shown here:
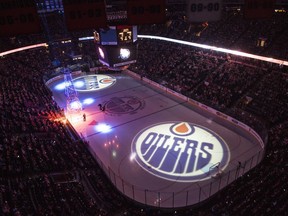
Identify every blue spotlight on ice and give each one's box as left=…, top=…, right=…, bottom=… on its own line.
left=54, top=82, right=66, bottom=91
left=74, top=80, right=85, bottom=88
left=83, top=98, right=95, bottom=105
left=70, top=101, right=82, bottom=110
left=96, top=123, right=112, bottom=133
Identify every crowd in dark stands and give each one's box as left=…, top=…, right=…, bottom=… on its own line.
left=139, top=6, right=288, bottom=60
left=129, top=37, right=288, bottom=216
left=0, top=4, right=288, bottom=216
left=1, top=6, right=287, bottom=60
left=0, top=49, right=122, bottom=215
left=130, top=39, right=287, bottom=134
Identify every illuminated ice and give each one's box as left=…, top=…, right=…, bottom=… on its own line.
left=83, top=98, right=95, bottom=105
left=70, top=101, right=82, bottom=110
left=96, top=123, right=112, bottom=133
left=74, top=80, right=85, bottom=88
left=54, top=82, right=66, bottom=90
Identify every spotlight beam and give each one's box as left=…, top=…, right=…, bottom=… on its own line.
left=138, top=35, right=288, bottom=67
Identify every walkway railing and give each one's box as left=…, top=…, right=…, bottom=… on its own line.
left=85, top=136, right=264, bottom=208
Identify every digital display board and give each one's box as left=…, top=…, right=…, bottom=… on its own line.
left=97, top=25, right=137, bottom=46
left=117, top=25, right=133, bottom=44
left=99, top=26, right=118, bottom=45
left=96, top=44, right=137, bottom=68
left=95, top=45, right=110, bottom=65
left=109, top=45, right=137, bottom=67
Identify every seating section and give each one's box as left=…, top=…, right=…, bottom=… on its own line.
left=0, top=6, right=288, bottom=215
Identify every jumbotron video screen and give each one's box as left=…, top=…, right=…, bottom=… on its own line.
left=96, top=44, right=137, bottom=68
left=94, top=25, right=138, bottom=68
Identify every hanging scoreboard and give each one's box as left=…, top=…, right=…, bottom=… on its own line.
left=95, top=25, right=137, bottom=46
left=116, top=25, right=139, bottom=45
left=96, top=44, right=137, bottom=68
left=117, top=25, right=133, bottom=44
left=94, top=24, right=138, bottom=68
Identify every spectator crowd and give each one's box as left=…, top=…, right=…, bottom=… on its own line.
left=0, top=4, right=288, bottom=216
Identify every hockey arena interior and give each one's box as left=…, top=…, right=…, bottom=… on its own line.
left=0, top=0, right=288, bottom=215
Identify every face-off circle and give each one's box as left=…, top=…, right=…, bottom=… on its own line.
left=131, top=122, right=230, bottom=182
left=103, top=96, right=145, bottom=116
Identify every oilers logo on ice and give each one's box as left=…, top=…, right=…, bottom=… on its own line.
left=131, top=122, right=230, bottom=182
left=72, top=75, right=116, bottom=92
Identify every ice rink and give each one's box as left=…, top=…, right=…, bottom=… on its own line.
left=47, top=71, right=264, bottom=208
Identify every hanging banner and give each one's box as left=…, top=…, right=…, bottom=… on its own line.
left=186, top=0, right=223, bottom=22
left=166, top=0, right=185, bottom=4
left=244, top=0, right=275, bottom=19
left=222, top=0, right=244, bottom=4
left=276, top=0, right=288, bottom=5
left=0, top=0, right=41, bottom=37
left=63, top=0, right=107, bottom=31
left=222, top=0, right=286, bottom=5
left=127, top=0, right=166, bottom=25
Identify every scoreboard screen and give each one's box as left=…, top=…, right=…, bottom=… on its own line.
left=96, top=44, right=137, bottom=68
left=99, top=26, right=118, bottom=45
left=96, top=25, right=137, bottom=46
left=117, top=25, right=133, bottom=44
left=95, top=45, right=110, bottom=65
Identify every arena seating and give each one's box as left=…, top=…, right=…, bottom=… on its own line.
left=0, top=5, right=288, bottom=215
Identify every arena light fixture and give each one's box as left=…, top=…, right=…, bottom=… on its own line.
left=0, top=43, right=48, bottom=57
left=138, top=35, right=288, bottom=67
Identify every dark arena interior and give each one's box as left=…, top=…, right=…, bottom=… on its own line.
left=0, top=0, right=288, bottom=215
